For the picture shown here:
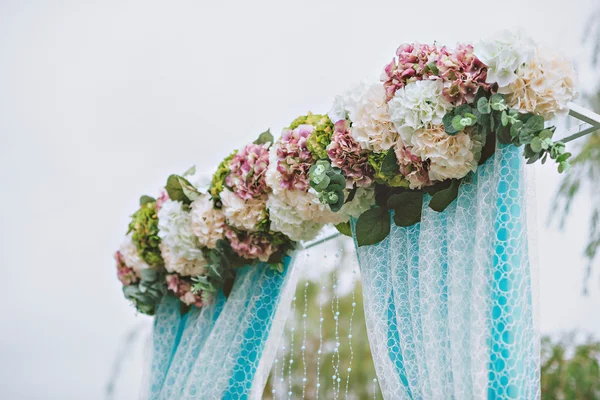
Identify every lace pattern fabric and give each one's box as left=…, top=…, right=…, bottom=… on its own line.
left=351, top=143, right=540, bottom=400
left=139, top=295, right=186, bottom=400
left=156, top=291, right=226, bottom=399
left=136, top=255, right=296, bottom=399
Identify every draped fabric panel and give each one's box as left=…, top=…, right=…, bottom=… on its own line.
left=351, top=144, right=539, bottom=400
left=180, top=255, right=297, bottom=399
left=139, top=295, right=187, bottom=400
left=141, top=254, right=298, bottom=400
left=157, top=291, right=226, bottom=399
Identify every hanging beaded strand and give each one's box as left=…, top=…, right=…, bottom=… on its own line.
left=286, top=293, right=296, bottom=399
left=301, top=255, right=309, bottom=399
left=315, top=281, right=325, bottom=399
left=330, top=253, right=342, bottom=400
left=344, top=257, right=357, bottom=399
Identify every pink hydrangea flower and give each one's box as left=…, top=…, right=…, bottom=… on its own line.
left=275, top=124, right=314, bottom=191
left=381, top=43, right=443, bottom=101
left=437, top=44, right=491, bottom=105
left=166, top=274, right=204, bottom=307
left=226, top=143, right=270, bottom=200
left=395, top=146, right=431, bottom=189
left=225, top=227, right=275, bottom=262
left=155, top=191, right=169, bottom=211
left=115, top=251, right=139, bottom=286
left=327, top=120, right=373, bottom=187
left=166, top=274, right=179, bottom=293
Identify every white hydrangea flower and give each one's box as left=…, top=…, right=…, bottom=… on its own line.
left=220, top=188, right=264, bottom=231
left=266, top=193, right=323, bottom=242
left=474, top=30, right=536, bottom=90
left=410, top=125, right=479, bottom=181
left=348, top=83, right=398, bottom=152
left=388, top=80, right=452, bottom=144
left=190, top=194, right=225, bottom=249
left=328, top=81, right=371, bottom=123
left=506, top=48, right=578, bottom=120
left=119, top=233, right=150, bottom=273
left=328, top=95, right=348, bottom=124
left=157, top=200, right=204, bottom=261
left=160, top=242, right=208, bottom=277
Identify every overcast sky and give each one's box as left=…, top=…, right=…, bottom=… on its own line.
left=1, top=1, right=599, bottom=399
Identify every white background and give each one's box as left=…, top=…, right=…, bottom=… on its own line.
left=1, top=1, right=598, bottom=399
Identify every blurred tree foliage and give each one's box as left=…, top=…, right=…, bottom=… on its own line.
left=552, top=9, right=600, bottom=287
left=541, top=335, right=600, bottom=400
left=264, top=273, right=378, bottom=400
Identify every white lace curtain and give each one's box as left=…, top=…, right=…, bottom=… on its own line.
left=351, top=143, right=540, bottom=399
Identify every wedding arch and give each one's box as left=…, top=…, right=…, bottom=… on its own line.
left=113, top=31, right=600, bottom=399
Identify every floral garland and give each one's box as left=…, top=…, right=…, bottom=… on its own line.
left=115, top=31, right=578, bottom=315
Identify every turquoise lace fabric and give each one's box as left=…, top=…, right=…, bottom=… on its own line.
left=156, top=291, right=226, bottom=399
left=141, top=255, right=297, bottom=399
left=351, top=143, right=539, bottom=400
left=141, top=295, right=186, bottom=399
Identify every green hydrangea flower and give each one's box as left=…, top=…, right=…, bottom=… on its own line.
left=127, top=202, right=163, bottom=268
left=288, top=112, right=333, bottom=160
left=210, top=150, right=237, bottom=205
left=368, top=152, right=409, bottom=188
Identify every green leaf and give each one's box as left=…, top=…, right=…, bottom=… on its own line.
left=530, top=137, right=543, bottom=153
left=429, top=180, right=460, bottom=212
left=182, top=165, right=196, bottom=177
left=497, top=125, right=512, bottom=145
left=455, top=104, right=472, bottom=115
left=443, top=113, right=459, bottom=135
left=328, top=174, right=346, bottom=190
left=538, top=129, right=553, bottom=140
left=355, top=207, right=391, bottom=247
left=558, top=161, right=570, bottom=173
left=464, top=113, right=478, bottom=125
left=311, top=174, right=330, bottom=191
left=334, top=222, right=352, bottom=237
left=510, top=120, right=523, bottom=138
left=328, top=189, right=346, bottom=212
left=478, top=132, right=496, bottom=165
left=477, top=97, right=491, bottom=114
left=426, top=62, right=439, bottom=75
left=557, top=152, right=571, bottom=163
left=388, top=192, right=423, bottom=227
left=452, top=115, right=465, bottom=131
left=381, top=148, right=399, bottom=175
left=253, top=129, right=274, bottom=145
left=473, top=86, right=488, bottom=104
left=524, top=115, right=545, bottom=132
left=501, top=111, right=508, bottom=126
left=178, top=176, right=200, bottom=202
left=345, top=186, right=358, bottom=204
left=139, top=195, right=156, bottom=206
left=166, top=174, right=187, bottom=203
left=490, top=93, right=506, bottom=111
left=139, top=268, right=158, bottom=282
